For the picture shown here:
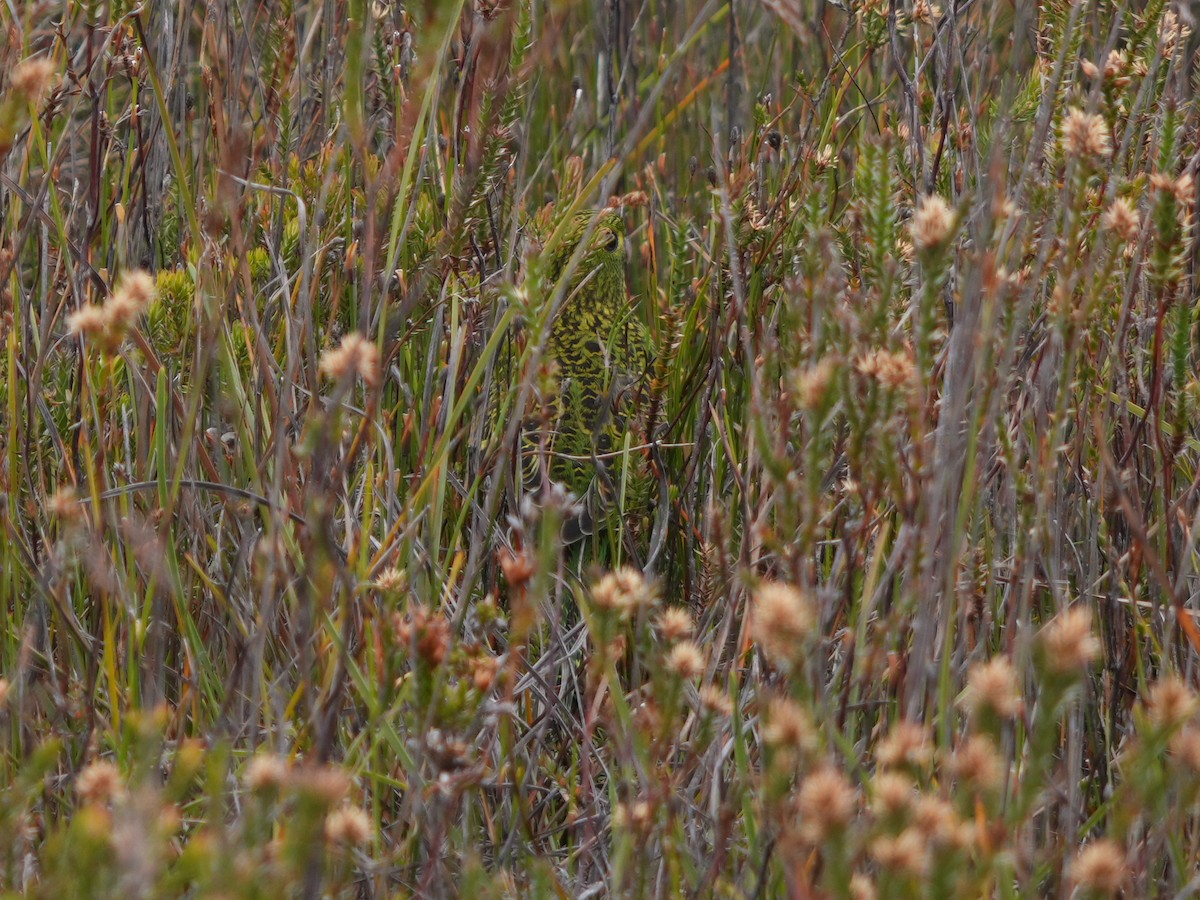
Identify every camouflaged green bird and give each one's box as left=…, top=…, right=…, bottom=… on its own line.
left=489, top=207, right=656, bottom=558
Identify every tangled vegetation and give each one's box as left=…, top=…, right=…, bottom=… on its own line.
left=3, top=0, right=1200, bottom=895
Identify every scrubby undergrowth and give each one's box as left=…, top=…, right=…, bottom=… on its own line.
left=3, top=0, right=1200, bottom=896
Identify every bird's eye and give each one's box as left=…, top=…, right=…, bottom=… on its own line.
left=602, top=230, right=620, bottom=252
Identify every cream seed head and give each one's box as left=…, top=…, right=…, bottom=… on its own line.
left=1140, top=675, right=1197, bottom=731
left=910, top=0, right=941, bottom=25
left=959, top=656, right=1022, bottom=721
left=1103, top=49, right=1128, bottom=80
left=792, top=357, right=837, bottom=410
left=295, top=764, right=352, bottom=807
left=117, top=269, right=156, bottom=310
left=592, top=566, right=653, bottom=613
left=655, top=606, right=693, bottom=642
left=325, top=806, right=372, bottom=845
left=855, top=348, right=916, bottom=390
left=1039, top=607, right=1100, bottom=675
left=910, top=194, right=955, bottom=251
left=320, top=332, right=381, bottom=388
left=911, top=794, right=962, bottom=846
left=67, top=304, right=110, bottom=341
left=1102, top=197, right=1140, bottom=244
left=1160, top=10, right=1191, bottom=55
left=699, top=684, right=734, bottom=717
left=665, top=640, right=705, bottom=680
left=1169, top=726, right=1200, bottom=772
left=1069, top=839, right=1126, bottom=894
left=750, top=581, right=815, bottom=665
left=1060, top=108, right=1111, bottom=159
left=796, top=767, right=857, bottom=842
left=849, top=873, right=877, bottom=900
left=10, top=57, right=56, bottom=104
left=761, top=696, right=816, bottom=754
left=870, top=828, right=930, bottom=877
left=66, top=269, right=157, bottom=351
left=947, top=734, right=1003, bottom=793
left=77, top=759, right=124, bottom=804
left=1150, top=171, right=1195, bottom=206
left=372, top=567, right=408, bottom=594
left=613, top=799, right=654, bottom=831
left=871, top=771, right=916, bottom=820
left=245, top=753, right=289, bottom=793
left=47, top=486, right=82, bottom=523
left=876, top=722, right=932, bottom=770
left=106, top=270, right=157, bottom=328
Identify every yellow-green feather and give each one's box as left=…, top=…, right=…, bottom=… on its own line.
left=496, top=209, right=654, bottom=543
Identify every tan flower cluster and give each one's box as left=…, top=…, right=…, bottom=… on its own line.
left=796, top=767, right=857, bottom=842
left=655, top=607, right=693, bottom=642
left=910, top=194, right=955, bottom=251
left=665, top=641, right=705, bottom=679
left=700, top=684, right=734, bottom=717
left=1102, top=197, right=1140, bottom=244
left=1039, top=606, right=1100, bottom=675
left=108, top=270, right=156, bottom=326
left=958, top=656, right=1022, bottom=721
left=1083, top=50, right=1130, bottom=85
left=76, top=759, right=125, bottom=804
left=1047, top=282, right=1078, bottom=320
left=911, top=795, right=967, bottom=848
left=761, top=696, right=816, bottom=754
left=849, top=873, right=877, bottom=900
left=325, top=806, right=372, bottom=845
left=812, top=143, right=836, bottom=171
left=855, top=348, right=916, bottom=390
left=294, top=764, right=352, bottom=807
left=1140, top=676, right=1197, bottom=731
left=245, top=753, right=290, bottom=793
left=393, top=604, right=451, bottom=668
left=372, top=566, right=408, bottom=594
left=742, top=198, right=771, bottom=233
left=613, top=798, right=654, bottom=831
left=1160, top=10, right=1191, bottom=56
left=1060, top=108, right=1111, bottom=160
left=947, top=734, right=1003, bottom=793
left=870, top=828, right=930, bottom=877
left=876, top=722, right=933, bottom=770
left=1104, top=49, right=1129, bottom=82
left=469, top=653, right=499, bottom=692
left=9, top=57, right=57, bottom=104
left=1170, top=726, right=1200, bottom=772
left=613, top=190, right=649, bottom=208
left=910, top=0, right=941, bottom=25
left=592, top=566, right=654, bottom=614
left=750, top=581, right=816, bottom=665
left=871, top=772, right=916, bottom=820
left=792, top=357, right=837, bottom=410
left=67, top=270, right=157, bottom=353
left=48, top=486, right=84, bottom=526
left=1150, top=171, right=1195, bottom=206
left=320, top=332, right=381, bottom=388
left=1070, top=839, right=1126, bottom=894
left=992, top=195, right=1020, bottom=222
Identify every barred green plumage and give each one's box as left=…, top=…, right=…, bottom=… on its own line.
left=495, top=208, right=654, bottom=547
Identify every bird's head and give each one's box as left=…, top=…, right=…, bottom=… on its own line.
left=545, top=208, right=627, bottom=303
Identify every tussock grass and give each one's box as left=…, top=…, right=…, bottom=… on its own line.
left=2, top=0, right=1200, bottom=895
